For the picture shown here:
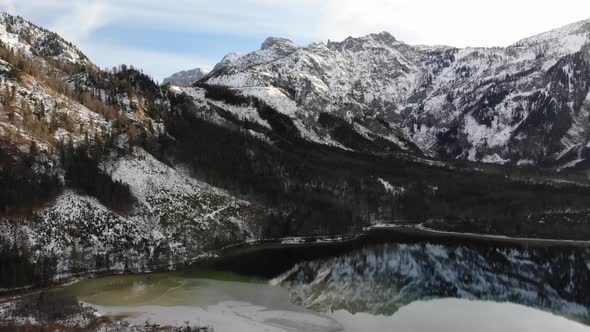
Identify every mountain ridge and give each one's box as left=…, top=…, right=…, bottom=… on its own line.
left=0, top=12, right=90, bottom=66
left=203, top=18, right=590, bottom=168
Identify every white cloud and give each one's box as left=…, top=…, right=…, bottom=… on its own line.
left=313, top=0, right=590, bottom=47
left=1, top=0, right=590, bottom=79
left=0, top=0, right=15, bottom=14
left=3, top=0, right=590, bottom=47
left=50, top=1, right=109, bottom=43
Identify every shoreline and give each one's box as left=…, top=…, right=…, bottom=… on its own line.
left=3, top=225, right=590, bottom=331
left=372, top=223, right=590, bottom=247
left=2, top=224, right=589, bottom=300
left=217, top=223, right=590, bottom=257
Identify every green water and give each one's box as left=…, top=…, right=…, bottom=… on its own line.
left=65, top=270, right=265, bottom=307
left=58, top=269, right=590, bottom=332
left=49, top=237, right=590, bottom=332
left=61, top=270, right=343, bottom=332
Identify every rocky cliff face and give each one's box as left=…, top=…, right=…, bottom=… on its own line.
left=204, top=20, right=590, bottom=168
left=163, top=68, right=208, bottom=86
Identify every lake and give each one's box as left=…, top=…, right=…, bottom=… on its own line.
left=57, top=235, right=590, bottom=332
left=3, top=234, right=590, bottom=331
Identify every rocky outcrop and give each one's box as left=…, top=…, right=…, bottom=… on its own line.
left=163, top=68, right=208, bottom=86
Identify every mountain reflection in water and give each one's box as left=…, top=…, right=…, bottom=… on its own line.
left=274, top=243, right=590, bottom=324
left=4, top=241, right=590, bottom=332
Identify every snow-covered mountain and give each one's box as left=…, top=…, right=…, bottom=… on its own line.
left=203, top=20, right=590, bottom=167
left=163, top=67, right=208, bottom=86
left=0, top=12, right=90, bottom=66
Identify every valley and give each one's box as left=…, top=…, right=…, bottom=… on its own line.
left=0, top=9, right=590, bottom=331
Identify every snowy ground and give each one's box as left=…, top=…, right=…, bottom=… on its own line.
left=0, top=147, right=263, bottom=284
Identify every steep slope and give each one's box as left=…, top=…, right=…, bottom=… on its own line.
left=204, top=20, right=590, bottom=167
left=0, top=12, right=89, bottom=66
left=0, top=148, right=261, bottom=288
left=0, top=13, right=264, bottom=289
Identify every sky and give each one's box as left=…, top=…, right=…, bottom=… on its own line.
left=1, top=0, right=590, bottom=81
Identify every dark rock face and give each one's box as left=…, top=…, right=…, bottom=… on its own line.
left=163, top=68, right=208, bottom=85
left=261, top=37, right=297, bottom=54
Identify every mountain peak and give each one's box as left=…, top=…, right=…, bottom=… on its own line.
left=512, top=17, right=590, bottom=51
left=163, top=68, right=208, bottom=86
left=371, top=31, right=398, bottom=42
left=328, top=31, right=400, bottom=51
left=0, top=11, right=90, bottom=66
left=261, top=37, right=296, bottom=51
